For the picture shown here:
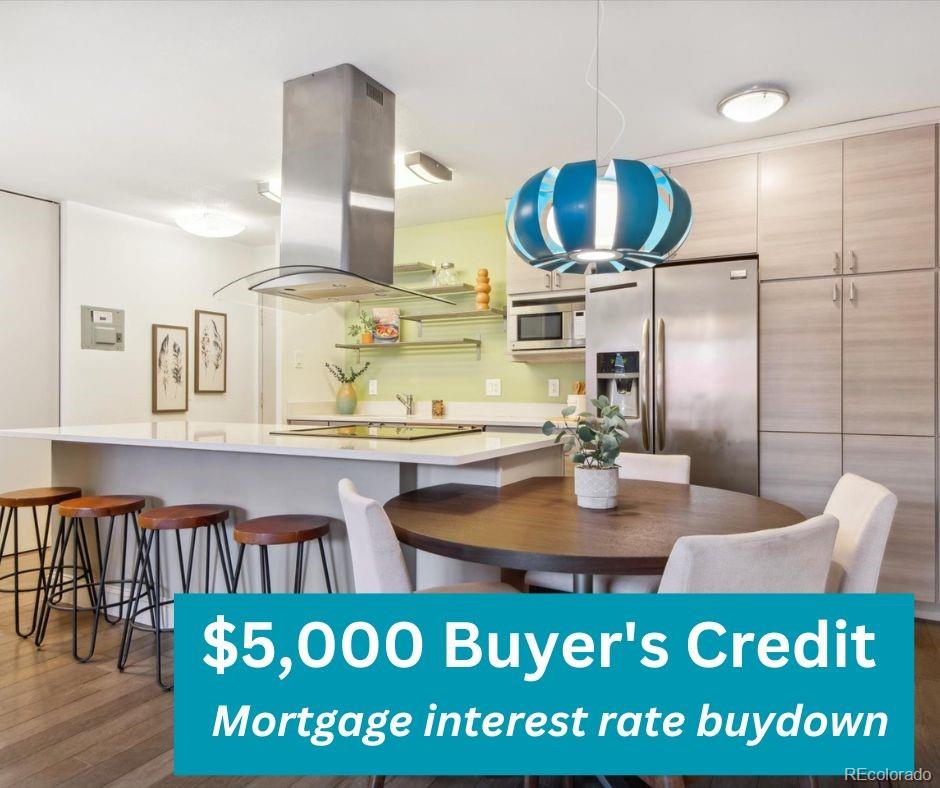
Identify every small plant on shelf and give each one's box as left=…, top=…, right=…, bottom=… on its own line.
left=347, top=311, right=379, bottom=344
left=541, top=395, right=628, bottom=509
left=325, top=362, right=371, bottom=416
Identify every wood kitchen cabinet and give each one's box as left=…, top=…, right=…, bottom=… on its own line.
left=760, top=432, right=842, bottom=517
left=759, top=278, right=841, bottom=433
left=843, top=434, right=936, bottom=601
left=758, top=140, right=843, bottom=280
left=669, top=155, right=757, bottom=261
left=843, top=125, right=937, bottom=274
left=842, top=269, right=935, bottom=436
left=505, top=238, right=584, bottom=295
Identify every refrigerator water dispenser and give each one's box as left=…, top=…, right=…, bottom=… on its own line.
left=595, top=351, right=639, bottom=418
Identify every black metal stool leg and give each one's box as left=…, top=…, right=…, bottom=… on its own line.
left=118, top=522, right=150, bottom=671
left=212, top=524, right=234, bottom=592
left=317, top=537, right=333, bottom=594
left=26, top=505, right=53, bottom=637
left=293, top=541, right=305, bottom=593
left=75, top=515, right=116, bottom=662
left=260, top=546, right=271, bottom=593
left=233, top=543, right=246, bottom=591
left=152, top=530, right=172, bottom=690
left=35, top=516, right=66, bottom=647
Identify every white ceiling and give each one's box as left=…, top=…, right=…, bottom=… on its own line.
left=3, top=0, right=940, bottom=246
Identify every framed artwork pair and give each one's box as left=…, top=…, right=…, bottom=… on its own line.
left=151, top=310, right=227, bottom=413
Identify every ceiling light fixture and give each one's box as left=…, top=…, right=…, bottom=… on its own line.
left=257, top=180, right=281, bottom=204
left=175, top=209, right=245, bottom=239
left=717, top=85, right=789, bottom=123
left=504, top=0, right=692, bottom=274
left=394, top=151, right=452, bottom=189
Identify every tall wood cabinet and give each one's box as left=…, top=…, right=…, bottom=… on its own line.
left=758, top=140, right=843, bottom=280
left=843, top=125, right=936, bottom=274
left=759, top=432, right=842, bottom=517
left=843, top=435, right=936, bottom=601
left=759, top=278, right=842, bottom=433
left=669, top=155, right=758, bottom=261
left=842, top=270, right=936, bottom=437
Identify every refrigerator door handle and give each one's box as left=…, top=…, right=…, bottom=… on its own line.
left=639, top=317, right=651, bottom=451
left=655, top=317, right=665, bottom=451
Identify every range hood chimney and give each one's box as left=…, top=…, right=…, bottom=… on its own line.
left=215, top=64, right=454, bottom=309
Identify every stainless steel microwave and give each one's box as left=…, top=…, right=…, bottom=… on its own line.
left=507, top=294, right=586, bottom=351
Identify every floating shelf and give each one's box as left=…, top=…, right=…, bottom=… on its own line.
left=336, top=336, right=482, bottom=361
left=393, top=262, right=435, bottom=274
left=401, top=308, right=505, bottom=336
left=369, top=283, right=475, bottom=301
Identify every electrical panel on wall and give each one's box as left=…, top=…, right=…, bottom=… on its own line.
left=81, top=305, right=125, bottom=351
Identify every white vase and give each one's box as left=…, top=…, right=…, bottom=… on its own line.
left=574, top=466, right=619, bottom=510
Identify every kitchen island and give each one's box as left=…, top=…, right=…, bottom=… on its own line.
left=0, top=422, right=563, bottom=594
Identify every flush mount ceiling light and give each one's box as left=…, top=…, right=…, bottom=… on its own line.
left=394, top=151, right=453, bottom=189
left=175, top=208, right=245, bottom=238
left=257, top=180, right=281, bottom=204
left=504, top=0, right=692, bottom=273
left=717, top=85, right=789, bottom=123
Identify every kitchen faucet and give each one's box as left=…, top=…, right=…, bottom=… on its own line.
left=395, top=393, right=414, bottom=416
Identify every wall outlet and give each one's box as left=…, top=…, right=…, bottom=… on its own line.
left=368, top=379, right=378, bottom=396
left=548, top=378, right=560, bottom=397
left=292, top=351, right=304, bottom=369
left=485, top=378, right=501, bottom=397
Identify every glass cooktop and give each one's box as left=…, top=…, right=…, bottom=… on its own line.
left=270, top=424, right=484, bottom=441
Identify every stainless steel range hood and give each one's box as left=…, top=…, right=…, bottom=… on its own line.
left=215, top=64, right=454, bottom=310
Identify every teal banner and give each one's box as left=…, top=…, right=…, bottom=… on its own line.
left=174, top=594, right=913, bottom=777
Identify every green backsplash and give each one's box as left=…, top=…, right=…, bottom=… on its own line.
left=344, top=213, right=584, bottom=403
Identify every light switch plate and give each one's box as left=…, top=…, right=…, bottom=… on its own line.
left=368, top=379, right=378, bottom=395
left=292, top=351, right=304, bottom=369
left=548, top=378, right=560, bottom=397
left=485, top=378, right=501, bottom=397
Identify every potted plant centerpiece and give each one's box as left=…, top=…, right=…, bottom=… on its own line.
left=347, top=311, right=379, bottom=344
left=542, top=395, right=628, bottom=510
left=325, top=361, right=370, bottom=415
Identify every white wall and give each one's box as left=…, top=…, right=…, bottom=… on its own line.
left=60, top=202, right=260, bottom=425
left=0, top=191, right=59, bottom=549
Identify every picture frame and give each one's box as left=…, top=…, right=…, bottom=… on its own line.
left=371, top=306, right=400, bottom=344
left=152, top=324, right=189, bottom=414
left=194, top=309, right=227, bottom=394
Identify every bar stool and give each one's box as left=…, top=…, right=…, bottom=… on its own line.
left=35, top=495, right=145, bottom=661
left=232, top=515, right=334, bottom=594
left=118, top=504, right=233, bottom=690
left=0, top=486, right=81, bottom=638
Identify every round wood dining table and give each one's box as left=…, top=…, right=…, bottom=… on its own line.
left=384, top=476, right=804, bottom=593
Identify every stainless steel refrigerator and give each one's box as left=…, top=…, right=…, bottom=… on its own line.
left=585, top=258, right=758, bottom=494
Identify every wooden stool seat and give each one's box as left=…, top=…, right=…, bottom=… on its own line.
left=234, top=514, right=332, bottom=546
left=59, top=495, right=146, bottom=518
left=0, top=486, right=81, bottom=508
left=140, top=504, right=230, bottom=530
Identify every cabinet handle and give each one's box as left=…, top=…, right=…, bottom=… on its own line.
left=545, top=272, right=552, bottom=289
left=849, top=250, right=858, bottom=272
left=848, top=281, right=856, bottom=302
left=554, top=271, right=561, bottom=288
left=832, top=283, right=839, bottom=302
left=833, top=251, right=840, bottom=273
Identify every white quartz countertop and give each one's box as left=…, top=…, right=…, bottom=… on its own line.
left=0, top=422, right=559, bottom=466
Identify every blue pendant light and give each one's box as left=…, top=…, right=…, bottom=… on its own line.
left=505, top=160, right=692, bottom=273
left=505, top=0, right=693, bottom=274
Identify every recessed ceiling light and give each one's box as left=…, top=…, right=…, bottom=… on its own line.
left=175, top=209, right=245, bottom=238
left=717, top=86, right=789, bottom=123
left=257, top=180, right=281, bottom=204
left=394, top=151, right=453, bottom=189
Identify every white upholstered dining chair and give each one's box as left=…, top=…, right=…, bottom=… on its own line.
left=823, top=473, right=897, bottom=593
left=338, top=479, right=519, bottom=594
left=655, top=514, right=839, bottom=593
left=525, top=452, right=691, bottom=593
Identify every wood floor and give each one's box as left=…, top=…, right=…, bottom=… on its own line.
left=1, top=557, right=937, bottom=788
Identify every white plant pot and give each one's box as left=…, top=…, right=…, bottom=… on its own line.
left=574, top=466, right=619, bottom=510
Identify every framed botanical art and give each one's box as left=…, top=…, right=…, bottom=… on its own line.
left=194, top=309, right=227, bottom=393
left=152, top=324, right=188, bottom=413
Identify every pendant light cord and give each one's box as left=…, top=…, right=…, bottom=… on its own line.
left=584, top=0, right=626, bottom=166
